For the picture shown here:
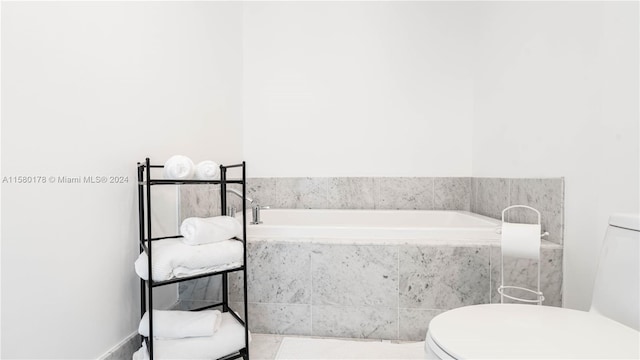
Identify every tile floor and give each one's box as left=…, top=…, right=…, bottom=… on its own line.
left=249, top=333, right=420, bottom=360
left=250, top=334, right=284, bottom=360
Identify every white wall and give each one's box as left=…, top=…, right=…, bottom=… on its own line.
left=471, top=2, right=639, bottom=310
left=243, top=2, right=477, bottom=177
left=1, top=2, right=242, bottom=359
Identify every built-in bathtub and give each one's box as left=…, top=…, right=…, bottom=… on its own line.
left=246, top=209, right=501, bottom=243
left=225, top=209, right=563, bottom=341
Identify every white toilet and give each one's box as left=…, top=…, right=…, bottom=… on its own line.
left=425, top=214, right=640, bottom=359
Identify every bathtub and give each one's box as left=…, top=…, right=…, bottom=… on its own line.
left=243, top=209, right=502, bottom=244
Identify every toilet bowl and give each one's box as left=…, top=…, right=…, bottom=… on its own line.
left=425, top=214, right=640, bottom=359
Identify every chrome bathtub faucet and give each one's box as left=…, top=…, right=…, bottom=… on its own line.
left=251, top=204, right=270, bottom=225
left=226, top=188, right=269, bottom=225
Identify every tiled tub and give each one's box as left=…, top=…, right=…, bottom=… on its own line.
left=224, top=209, right=563, bottom=341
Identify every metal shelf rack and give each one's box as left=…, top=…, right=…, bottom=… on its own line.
left=136, top=158, right=249, bottom=360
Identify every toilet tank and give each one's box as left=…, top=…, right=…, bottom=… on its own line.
left=589, top=214, right=640, bottom=330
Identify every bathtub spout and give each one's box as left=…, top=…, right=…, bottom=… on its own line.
left=226, top=188, right=254, bottom=204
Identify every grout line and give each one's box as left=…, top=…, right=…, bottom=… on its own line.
left=431, top=177, right=435, bottom=210
left=488, top=245, right=493, bottom=304
left=274, top=178, right=279, bottom=209
left=310, top=245, right=314, bottom=336
left=471, top=178, right=475, bottom=213
left=372, top=177, right=378, bottom=210
left=471, top=177, right=475, bottom=212
left=396, top=245, right=400, bottom=340
left=475, top=178, right=479, bottom=214
left=507, top=178, right=511, bottom=221
left=325, top=177, right=329, bottom=209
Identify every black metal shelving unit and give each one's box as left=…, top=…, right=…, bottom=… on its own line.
left=137, top=158, right=249, bottom=360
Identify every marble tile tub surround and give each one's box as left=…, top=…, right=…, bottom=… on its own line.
left=490, top=245, right=563, bottom=307
left=176, top=177, right=563, bottom=339
left=226, top=241, right=563, bottom=341
left=471, top=178, right=564, bottom=244
left=249, top=177, right=471, bottom=211
left=178, top=178, right=563, bottom=241
left=177, top=184, right=226, bottom=304
left=243, top=176, right=563, bottom=243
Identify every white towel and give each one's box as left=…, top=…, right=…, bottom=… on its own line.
left=133, top=313, right=249, bottom=360
left=163, top=155, right=195, bottom=180
left=194, top=160, right=219, bottom=180
left=139, top=310, right=222, bottom=339
left=134, top=238, right=243, bottom=281
left=180, top=216, right=242, bottom=245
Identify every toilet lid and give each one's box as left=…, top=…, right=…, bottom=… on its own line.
left=428, top=304, right=640, bottom=359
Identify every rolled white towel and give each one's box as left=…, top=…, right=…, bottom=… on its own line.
left=163, top=155, right=195, bottom=180
left=139, top=310, right=222, bottom=339
left=194, top=160, right=220, bottom=180
left=180, top=216, right=242, bottom=246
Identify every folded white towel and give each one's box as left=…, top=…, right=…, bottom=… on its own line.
left=180, top=216, right=242, bottom=246
left=134, top=238, right=243, bottom=281
left=139, top=310, right=222, bottom=339
left=133, top=313, right=249, bottom=360
left=194, top=160, right=219, bottom=180
left=163, top=155, right=195, bottom=180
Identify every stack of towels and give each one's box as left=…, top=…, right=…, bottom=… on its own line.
left=133, top=310, right=249, bottom=359
left=135, top=215, right=243, bottom=282
left=138, top=310, right=223, bottom=340
left=163, top=155, right=219, bottom=180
